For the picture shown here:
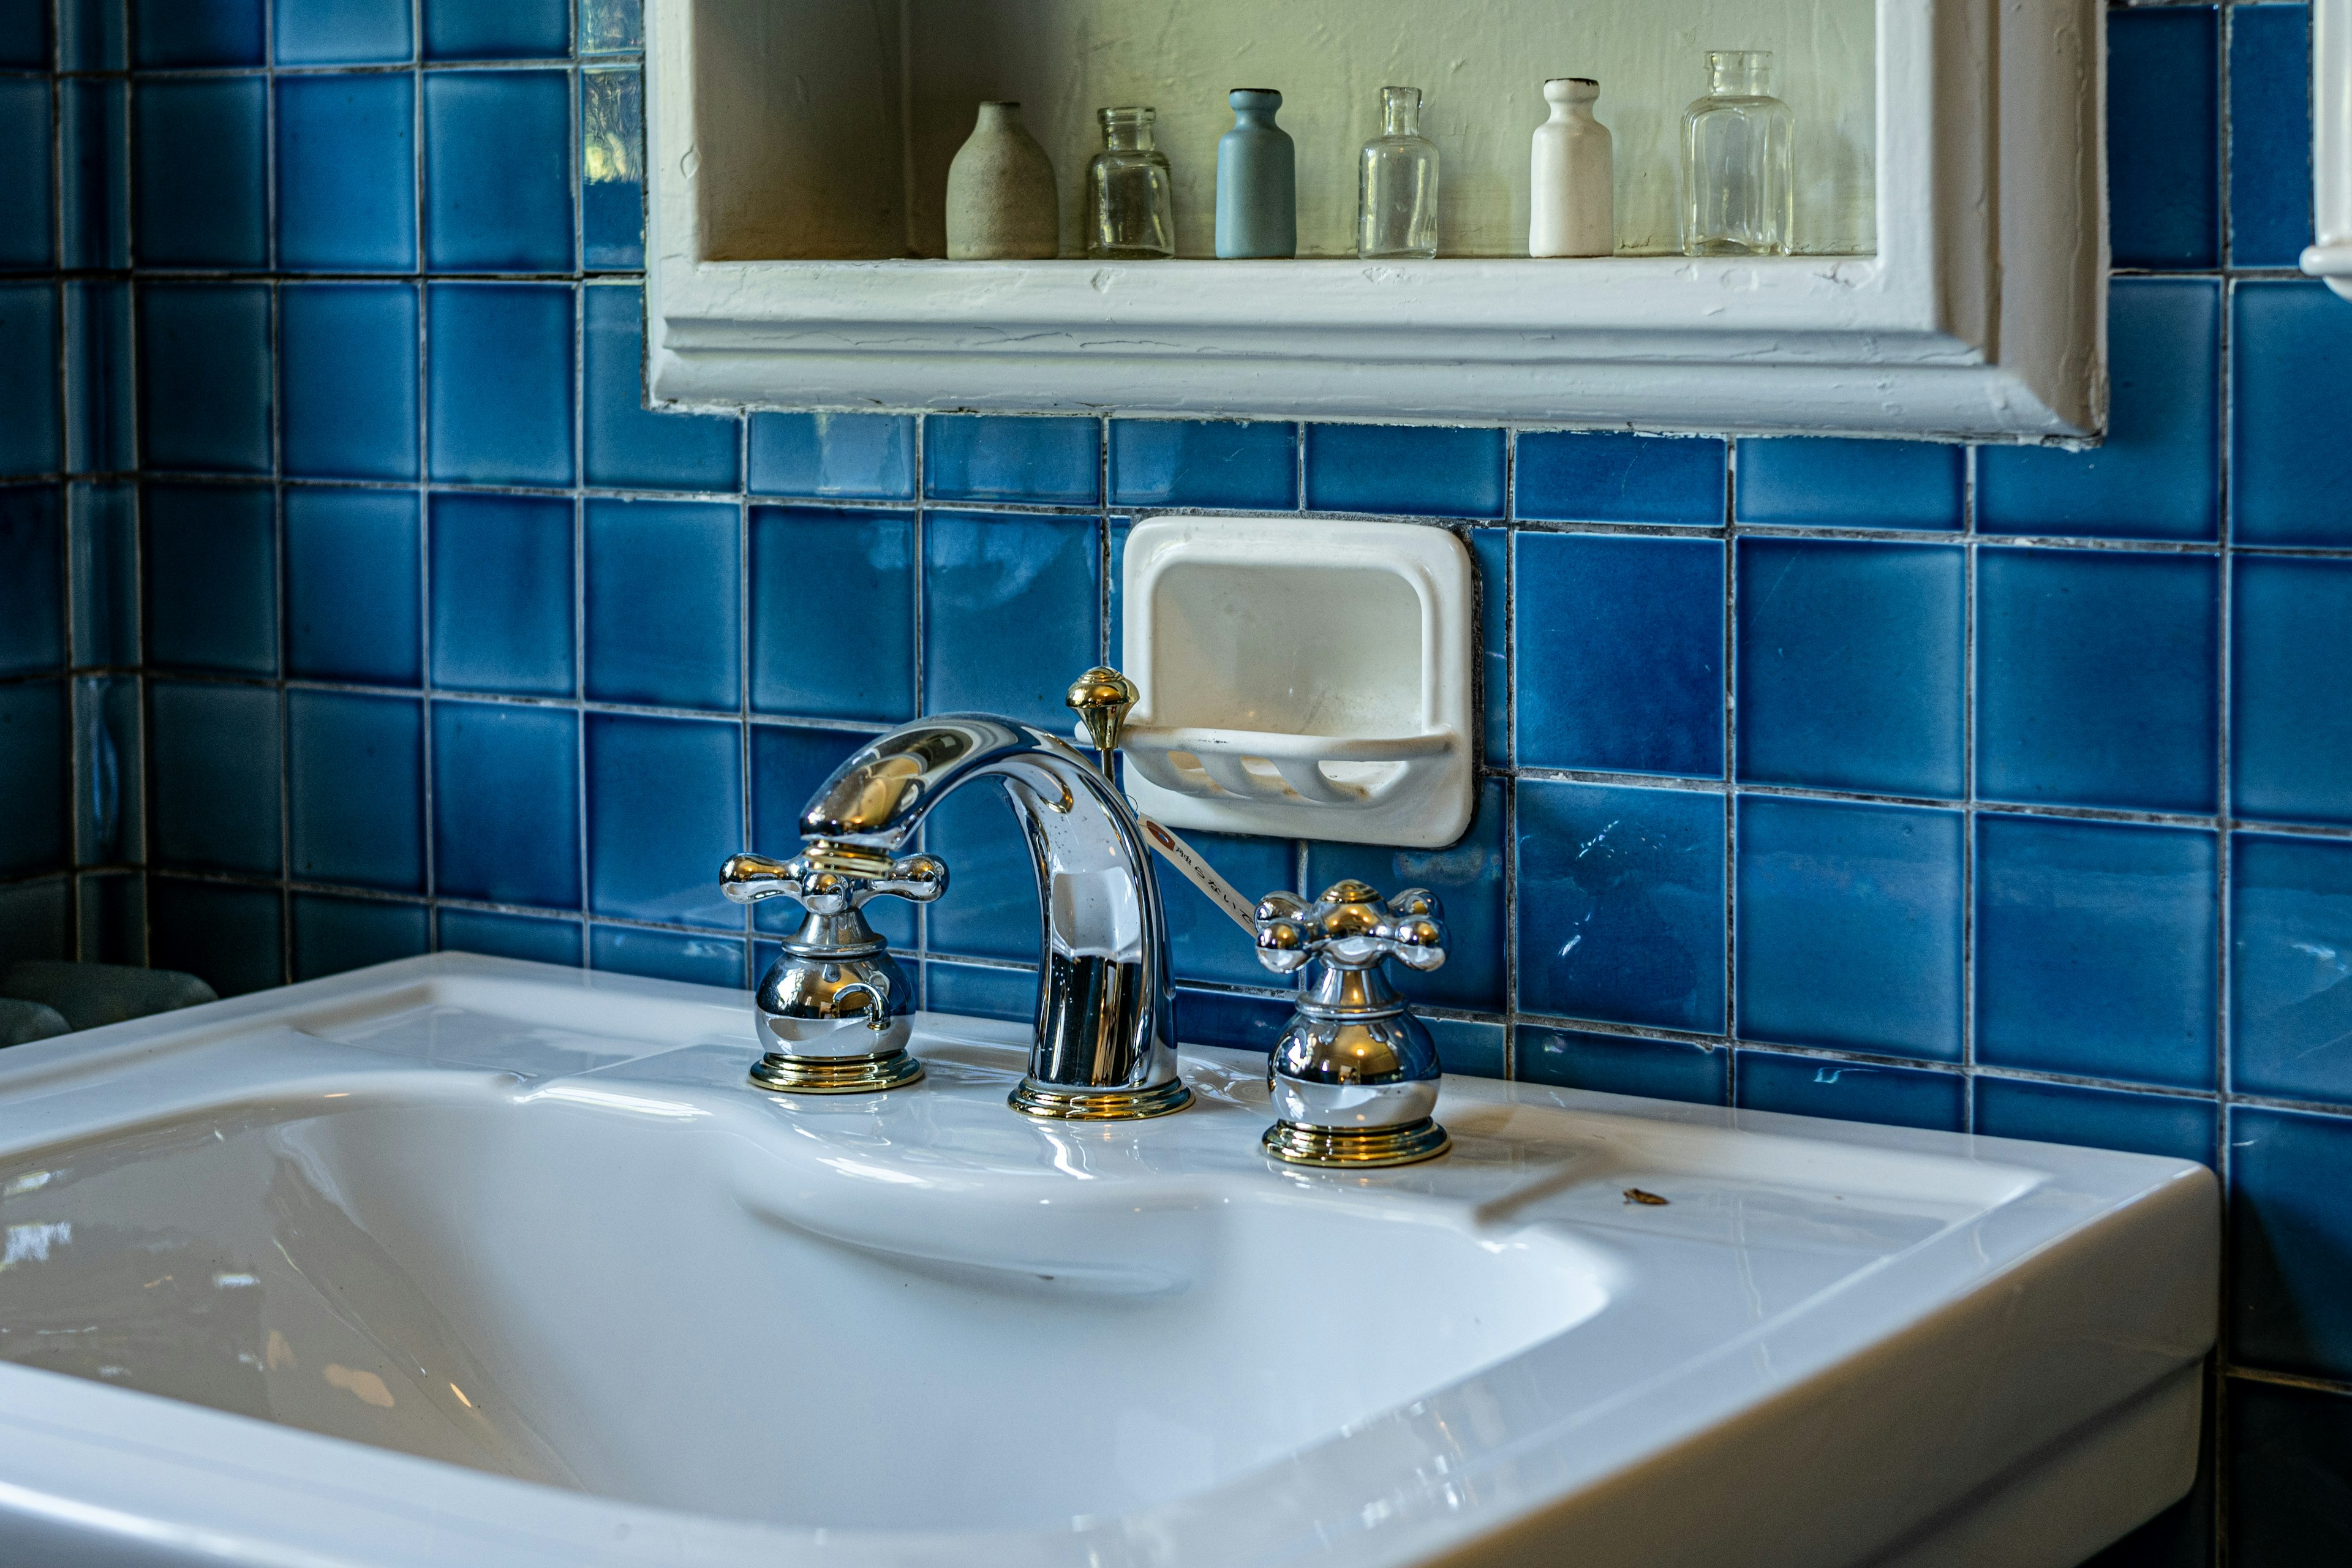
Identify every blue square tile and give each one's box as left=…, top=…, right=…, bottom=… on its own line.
left=1973, top=1079, right=2215, bottom=1167
left=1976, top=815, right=2217, bottom=1090
left=0, top=485, right=61, bottom=676
left=1515, top=779, right=1724, bottom=1033
left=921, top=783, right=1041, bottom=964
left=1303, top=424, right=1504, bottom=519
left=76, top=872, right=146, bottom=965
left=581, top=66, right=643, bottom=270
left=2234, top=556, right=2352, bottom=825
left=585, top=712, right=742, bottom=929
left=285, top=488, right=420, bottom=685
left=747, top=413, right=914, bottom=500
left=282, top=283, right=419, bottom=480
left=132, top=78, right=266, bottom=269
left=2232, top=1104, right=2352, bottom=1381
left=1174, top=986, right=1294, bottom=1052
left=580, top=0, right=640, bottom=53
left=275, top=0, right=412, bottom=63
left=0, top=876, right=69, bottom=963
left=67, top=481, right=137, bottom=669
left=1734, top=439, right=1962, bottom=531
left=1515, top=1028, right=1729, bottom=1106
left=0, top=681, right=67, bottom=876
left=424, top=70, right=573, bottom=273
left=1977, top=548, right=2218, bottom=812
left=0, top=79, right=53, bottom=271
left=276, top=74, right=417, bottom=271
left=926, top=959, right=1035, bottom=1023
left=1163, top=829, right=1292, bottom=988
left=74, top=675, right=142, bottom=867
left=747, top=724, right=913, bottom=947
left=148, top=878, right=281, bottom=997
left=0, top=284, right=61, bottom=477
left=1515, top=532, right=1721, bottom=778
left=749, top=508, right=915, bottom=723
left=1977, top=279, right=2221, bottom=541
left=429, top=699, right=578, bottom=909
left=1735, top=1051, right=1963, bottom=1133
left=1308, top=776, right=1506, bottom=1012
left=584, top=499, right=739, bottom=710
left=1735, top=539, right=1964, bottom=797
left=288, top=691, right=423, bottom=893
left=424, top=0, right=569, bottom=58
left=1108, top=420, right=1297, bottom=510
left=429, top=492, right=574, bottom=696
left=148, top=680, right=281, bottom=875
left=132, top=0, right=263, bottom=66
left=142, top=483, right=276, bottom=676
left=1425, top=1017, right=1506, bottom=1079
left=590, top=925, right=743, bottom=988
left=2230, top=5, right=2315, bottom=268
left=582, top=285, right=738, bottom=491
left=1516, top=432, right=1725, bottom=525
left=924, top=416, right=1100, bottom=507
left=1736, top=796, right=1963, bottom=1061
left=2234, top=281, right=2352, bottom=546
left=426, top=283, right=573, bottom=486
left=293, top=893, right=427, bottom=979
left=137, top=283, right=272, bottom=475
left=1472, top=527, right=1507, bottom=766
left=64, top=280, right=133, bottom=470
left=922, top=510, right=1099, bottom=731
left=2233, top=834, right=2352, bottom=1107
left=2107, top=5, right=2220, bottom=270
left=61, top=81, right=130, bottom=270
left=2228, top=1379, right=2352, bottom=1566
left=438, top=906, right=581, bottom=966
left=0, top=0, right=46, bottom=65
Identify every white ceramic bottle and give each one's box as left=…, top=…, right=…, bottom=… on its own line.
left=1529, top=77, right=1613, bottom=258
left=944, top=102, right=1058, bottom=260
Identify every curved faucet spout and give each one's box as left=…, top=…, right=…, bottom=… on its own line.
left=798, top=715, right=1187, bottom=1118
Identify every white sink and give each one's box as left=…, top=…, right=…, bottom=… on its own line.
left=0, top=954, right=2216, bottom=1568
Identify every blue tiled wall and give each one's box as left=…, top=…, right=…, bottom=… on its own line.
left=2, top=1, right=2349, bottom=1559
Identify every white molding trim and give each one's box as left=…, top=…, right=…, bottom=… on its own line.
left=645, top=0, right=2106, bottom=442
left=2306, top=0, right=2352, bottom=300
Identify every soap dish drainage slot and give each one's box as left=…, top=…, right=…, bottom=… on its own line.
left=1117, top=726, right=1450, bottom=808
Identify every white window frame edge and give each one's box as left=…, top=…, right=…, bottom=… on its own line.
left=2307, top=0, right=2352, bottom=300
left=644, top=0, right=2106, bottom=442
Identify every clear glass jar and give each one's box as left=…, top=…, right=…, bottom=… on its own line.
left=1087, top=106, right=1175, bottom=260
left=1358, top=86, right=1439, bottom=260
left=1681, top=50, right=1794, bottom=257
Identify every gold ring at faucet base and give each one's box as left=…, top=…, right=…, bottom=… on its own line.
left=1262, top=1117, right=1451, bottom=1168
left=1009, top=1077, right=1194, bottom=1121
left=749, top=1049, right=925, bottom=1095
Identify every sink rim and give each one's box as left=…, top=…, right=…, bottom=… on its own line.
left=0, top=953, right=2219, bottom=1568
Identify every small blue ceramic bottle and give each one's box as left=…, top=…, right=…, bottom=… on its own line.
left=1216, top=88, right=1297, bottom=258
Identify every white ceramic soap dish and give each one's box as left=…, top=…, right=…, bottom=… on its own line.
left=1108, top=516, right=1474, bottom=848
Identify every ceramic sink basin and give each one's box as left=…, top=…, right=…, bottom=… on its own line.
left=0, top=954, right=2215, bottom=1568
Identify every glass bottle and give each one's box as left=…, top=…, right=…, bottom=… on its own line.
left=1358, top=86, right=1439, bottom=260
left=1087, top=106, right=1175, bottom=260
left=1680, top=50, right=1794, bottom=257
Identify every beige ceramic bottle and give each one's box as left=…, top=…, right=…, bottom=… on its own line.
left=945, top=102, right=1059, bottom=260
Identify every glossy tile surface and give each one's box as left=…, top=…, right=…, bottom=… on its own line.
left=424, top=0, right=570, bottom=59
left=582, top=499, right=738, bottom=711
left=1975, top=815, right=2217, bottom=1090
left=1735, top=539, right=1964, bottom=798
left=147, top=680, right=281, bottom=876
left=582, top=284, right=737, bottom=491
left=0, top=682, right=67, bottom=876
left=283, top=488, right=420, bottom=686
left=1516, top=1027, right=1729, bottom=1107
left=2106, top=4, right=2220, bottom=270
left=132, top=78, right=266, bottom=269
left=0, top=78, right=52, bottom=271
left=137, top=284, right=271, bottom=474
left=1736, top=796, right=1963, bottom=1061
left=429, top=699, right=578, bottom=910
left=1109, top=419, right=1297, bottom=511
left=1304, top=424, right=1504, bottom=518
left=590, top=924, right=743, bottom=987
left=925, top=415, right=1098, bottom=506
left=437, top=907, right=581, bottom=967
left=2231, top=1105, right=2352, bottom=1382
left=292, top=892, right=428, bottom=981
left=426, top=284, right=574, bottom=486
left=424, top=70, right=573, bottom=273
left=2233, top=556, right=2352, bottom=825
left=2232, top=834, right=2352, bottom=1107
left=747, top=413, right=914, bottom=501
left=281, top=282, right=420, bottom=480
left=429, top=492, right=574, bottom=696
left=585, top=713, right=741, bottom=929
left=1515, top=532, right=1721, bottom=778
left=274, top=0, right=414, bottom=66
left=748, top=508, right=914, bottom=723
left=2228, top=4, right=2315, bottom=270
left=2233, top=281, right=2352, bottom=546
left=1974, top=1079, right=2216, bottom=1169
left=922, top=511, right=1099, bottom=731
left=1735, top=1050, right=1964, bottom=1132
left=1515, top=432, right=1724, bottom=525
left=288, top=691, right=424, bottom=894
left=142, top=483, right=276, bottom=676
left=275, top=74, right=415, bottom=271
left=0, top=284, right=60, bottom=475
left=1733, top=439, right=1962, bottom=531
left=0, top=485, right=61, bottom=676
left=146, top=878, right=279, bottom=997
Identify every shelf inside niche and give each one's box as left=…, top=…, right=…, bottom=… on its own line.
left=692, top=0, right=1877, bottom=263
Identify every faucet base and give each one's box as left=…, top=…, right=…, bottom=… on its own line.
left=750, top=1048, right=924, bottom=1096
left=1009, top=1077, right=1193, bottom=1121
left=1262, top=1117, right=1450, bottom=1168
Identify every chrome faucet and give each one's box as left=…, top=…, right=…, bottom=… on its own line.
left=722, top=685, right=1189, bottom=1121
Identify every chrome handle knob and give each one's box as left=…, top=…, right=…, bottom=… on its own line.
left=720, top=845, right=948, bottom=913
left=1253, top=880, right=1447, bottom=977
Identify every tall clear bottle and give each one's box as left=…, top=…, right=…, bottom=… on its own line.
left=1087, top=106, right=1175, bottom=260
left=1680, top=50, right=1793, bottom=257
left=1358, top=86, right=1439, bottom=260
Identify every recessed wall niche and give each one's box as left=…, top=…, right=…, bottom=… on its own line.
left=690, top=0, right=1877, bottom=262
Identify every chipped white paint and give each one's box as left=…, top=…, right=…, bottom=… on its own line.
left=647, top=0, right=2106, bottom=440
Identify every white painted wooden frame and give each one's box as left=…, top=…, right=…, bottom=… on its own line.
left=644, top=0, right=2106, bottom=442
left=2306, top=0, right=2352, bottom=300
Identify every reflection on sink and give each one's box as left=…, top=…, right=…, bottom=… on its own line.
left=0, top=954, right=2217, bottom=1568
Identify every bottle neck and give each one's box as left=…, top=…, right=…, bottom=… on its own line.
left=1381, top=87, right=1420, bottom=138
left=1706, top=52, right=1771, bottom=97
left=1100, top=110, right=1154, bottom=153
